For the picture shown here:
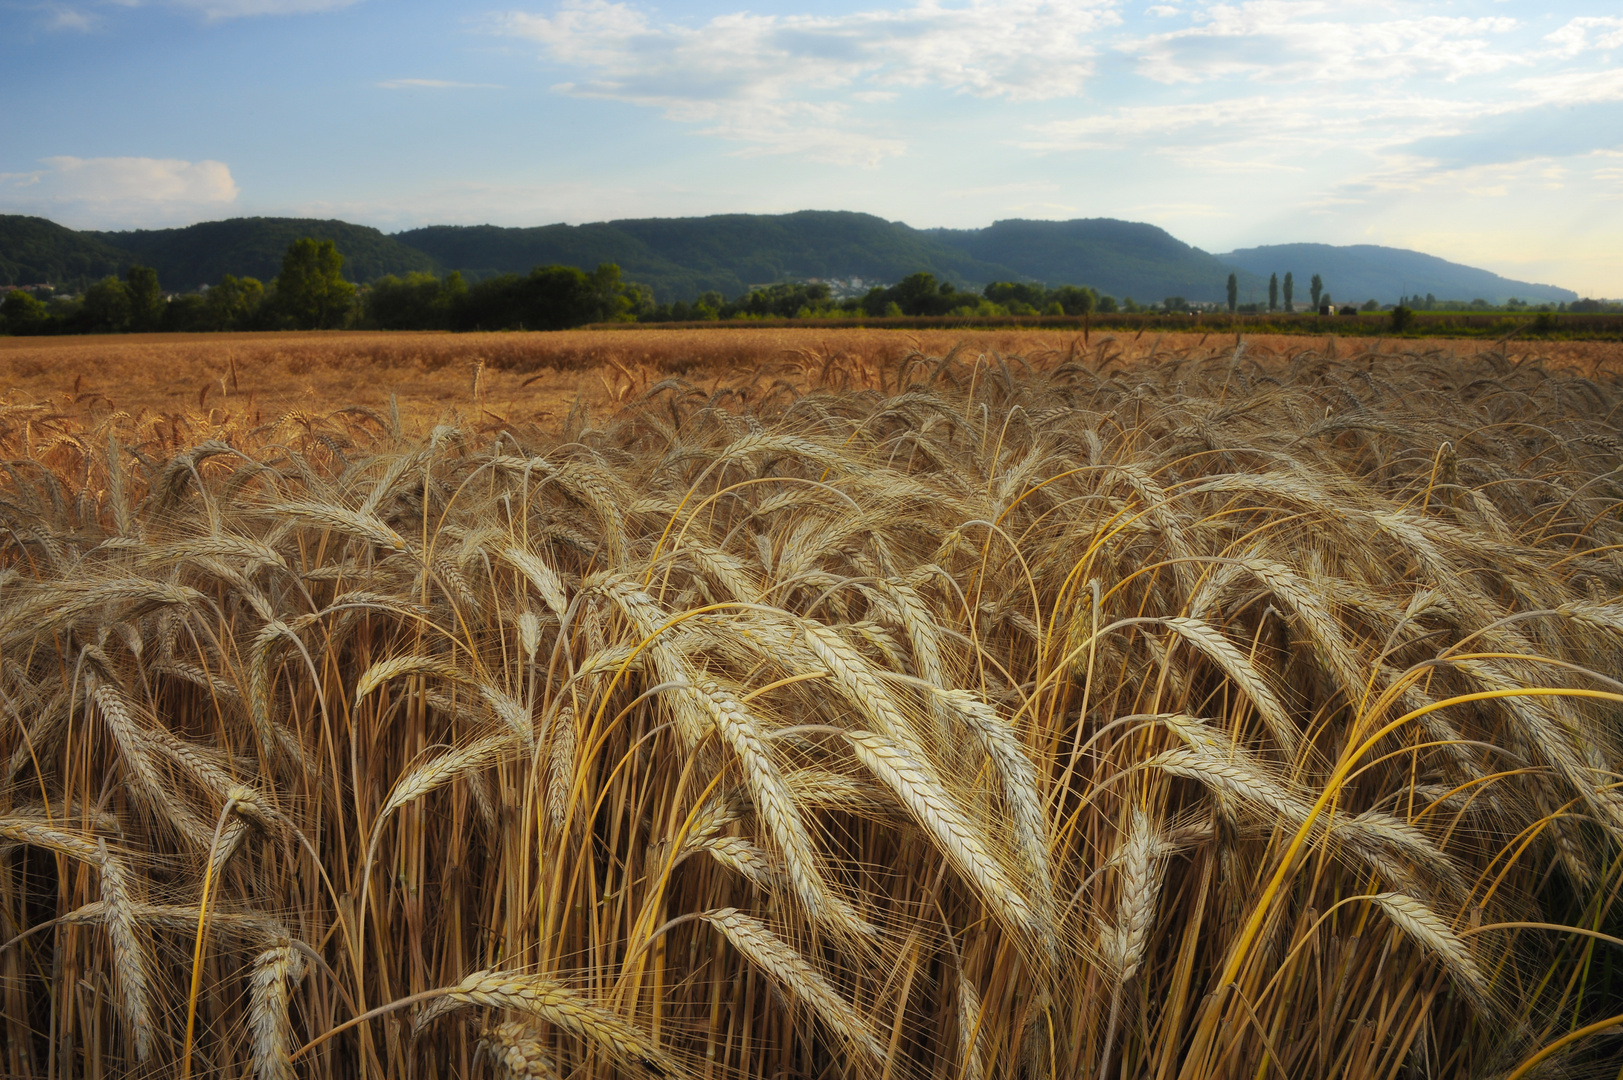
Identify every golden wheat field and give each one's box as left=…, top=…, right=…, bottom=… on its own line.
left=5, top=328, right=1621, bottom=440
left=5, top=332, right=1623, bottom=1080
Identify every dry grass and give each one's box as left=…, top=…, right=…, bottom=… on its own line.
left=3, top=337, right=1623, bottom=1079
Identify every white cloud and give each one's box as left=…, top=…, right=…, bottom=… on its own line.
left=1512, top=65, right=1623, bottom=107
left=1545, top=16, right=1623, bottom=59
left=377, top=78, right=504, bottom=89
left=492, top=0, right=1121, bottom=162
left=0, top=156, right=239, bottom=226
left=1119, top=2, right=1523, bottom=85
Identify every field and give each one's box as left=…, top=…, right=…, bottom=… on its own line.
left=5, top=328, right=1622, bottom=441
left=4, top=329, right=1623, bottom=1079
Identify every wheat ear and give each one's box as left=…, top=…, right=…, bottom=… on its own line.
left=480, top=1021, right=561, bottom=1080
left=684, top=680, right=877, bottom=939
left=98, top=839, right=155, bottom=1063
left=1367, top=892, right=1491, bottom=1012
left=414, top=969, right=676, bottom=1076
left=700, top=907, right=889, bottom=1066
left=1162, top=616, right=1299, bottom=757
left=249, top=941, right=307, bottom=1080
left=842, top=729, right=1040, bottom=943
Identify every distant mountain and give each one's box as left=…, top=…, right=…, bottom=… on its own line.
left=1216, top=243, right=1576, bottom=306
left=88, top=218, right=441, bottom=291
left=3, top=211, right=1581, bottom=309
left=398, top=211, right=1022, bottom=301
left=929, top=218, right=1266, bottom=305
left=0, top=215, right=133, bottom=292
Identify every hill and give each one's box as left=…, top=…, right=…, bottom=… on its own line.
left=928, top=218, right=1265, bottom=305
left=88, top=218, right=441, bottom=291
left=3, top=211, right=1582, bottom=309
left=0, top=215, right=135, bottom=292
left=397, top=211, right=1022, bottom=301
left=1216, top=243, right=1576, bottom=306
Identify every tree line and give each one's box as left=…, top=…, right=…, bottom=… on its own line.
left=5, top=236, right=1606, bottom=337
left=0, top=238, right=648, bottom=336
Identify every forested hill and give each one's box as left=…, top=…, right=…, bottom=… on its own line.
left=927, top=218, right=1265, bottom=306
left=89, top=218, right=440, bottom=292
left=395, top=211, right=1020, bottom=301
left=0, top=216, right=134, bottom=292
left=1217, top=243, right=1577, bottom=306
left=2, top=211, right=1581, bottom=307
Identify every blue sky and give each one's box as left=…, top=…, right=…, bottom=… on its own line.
left=3, top=0, right=1621, bottom=295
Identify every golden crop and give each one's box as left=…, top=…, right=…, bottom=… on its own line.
left=3, top=337, right=1623, bottom=1079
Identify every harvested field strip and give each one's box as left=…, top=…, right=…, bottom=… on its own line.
left=2, top=344, right=1623, bottom=1078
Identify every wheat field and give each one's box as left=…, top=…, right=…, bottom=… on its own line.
left=3, top=338, right=1623, bottom=1079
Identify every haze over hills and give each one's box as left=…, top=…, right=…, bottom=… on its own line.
left=1218, top=243, right=1577, bottom=307
left=0, top=211, right=1581, bottom=307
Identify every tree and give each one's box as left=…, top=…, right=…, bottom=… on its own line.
left=1309, top=274, right=1324, bottom=311
left=1227, top=274, right=1238, bottom=313
left=125, top=265, right=163, bottom=331
left=366, top=271, right=466, bottom=330
left=276, top=238, right=355, bottom=330
left=82, top=275, right=132, bottom=332
left=1048, top=285, right=1096, bottom=316
left=1283, top=272, right=1294, bottom=312
left=453, top=263, right=642, bottom=331
left=1268, top=273, right=1278, bottom=312
left=1, top=290, right=49, bottom=335
left=207, top=274, right=265, bottom=330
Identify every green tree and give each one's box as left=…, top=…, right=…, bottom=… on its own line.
left=1227, top=274, right=1238, bottom=313
left=367, top=271, right=466, bottom=330
left=207, top=275, right=265, bottom=330
left=125, top=265, right=163, bottom=331
left=1267, top=273, right=1278, bottom=312
left=82, top=275, right=132, bottom=332
left=452, top=263, right=646, bottom=330
left=1, top=289, right=50, bottom=335
left=1282, top=272, right=1294, bottom=312
left=1309, top=274, right=1324, bottom=311
left=276, top=238, right=355, bottom=330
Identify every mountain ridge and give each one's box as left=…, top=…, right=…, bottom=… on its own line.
left=0, top=211, right=1578, bottom=307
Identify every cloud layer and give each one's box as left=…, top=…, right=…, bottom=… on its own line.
left=0, top=157, right=239, bottom=226
left=493, top=0, right=1119, bottom=163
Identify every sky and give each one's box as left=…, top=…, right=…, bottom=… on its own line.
left=2, top=0, right=1621, bottom=295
